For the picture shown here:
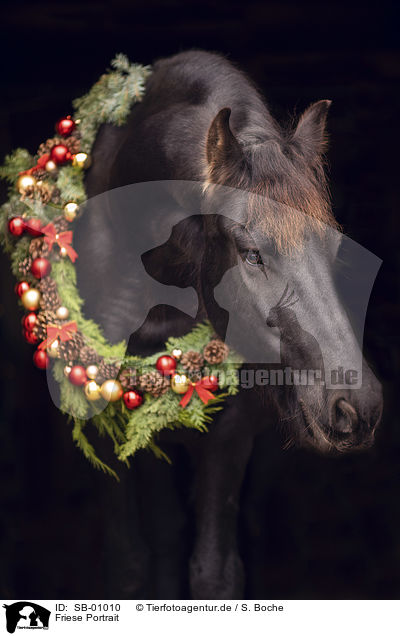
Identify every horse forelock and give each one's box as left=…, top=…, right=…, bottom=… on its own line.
left=204, top=136, right=341, bottom=254
left=247, top=179, right=339, bottom=255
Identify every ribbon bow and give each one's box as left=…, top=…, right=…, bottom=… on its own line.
left=38, top=321, right=78, bottom=350
left=19, top=153, right=51, bottom=176
left=42, top=222, right=78, bottom=262
left=180, top=380, right=216, bottom=408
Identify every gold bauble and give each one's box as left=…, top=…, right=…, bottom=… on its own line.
left=73, top=152, right=91, bottom=169
left=47, top=339, right=60, bottom=358
left=84, top=380, right=102, bottom=401
left=21, top=288, right=41, bottom=310
left=60, top=246, right=68, bottom=258
left=63, top=365, right=72, bottom=377
left=64, top=202, right=79, bottom=222
left=17, top=174, right=36, bottom=193
left=172, top=348, right=183, bottom=360
left=170, top=373, right=191, bottom=394
left=86, top=364, right=99, bottom=380
left=56, top=306, right=69, bottom=320
left=100, top=379, right=123, bottom=402
left=45, top=160, right=57, bottom=173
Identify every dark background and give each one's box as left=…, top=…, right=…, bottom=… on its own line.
left=0, top=0, right=399, bottom=599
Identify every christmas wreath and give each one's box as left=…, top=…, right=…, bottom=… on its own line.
left=0, top=55, right=241, bottom=478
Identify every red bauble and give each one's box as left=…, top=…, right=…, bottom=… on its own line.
left=8, top=216, right=25, bottom=236
left=201, top=375, right=219, bottom=391
left=55, top=116, right=76, bottom=137
left=123, top=390, right=143, bottom=410
left=68, top=365, right=87, bottom=386
left=23, top=312, right=38, bottom=331
left=33, top=349, right=50, bottom=369
left=15, top=281, right=30, bottom=297
left=155, top=355, right=177, bottom=376
left=31, top=257, right=51, bottom=279
left=23, top=329, right=39, bottom=344
left=50, top=144, right=72, bottom=165
left=25, top=217, right=42, bottom=237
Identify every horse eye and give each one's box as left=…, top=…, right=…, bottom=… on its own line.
left=245, top=249, right=263, bottom=266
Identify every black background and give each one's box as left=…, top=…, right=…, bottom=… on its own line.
left=0, top=0, right=399, bottom=599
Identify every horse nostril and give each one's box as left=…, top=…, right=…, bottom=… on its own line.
left=332, top=398, right=358, bottom=434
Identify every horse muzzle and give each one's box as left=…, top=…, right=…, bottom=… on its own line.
left=298, top=380, right=383, bottom=453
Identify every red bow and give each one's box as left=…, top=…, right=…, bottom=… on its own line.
left=42, top=222, right=78, bottom=262
left=38, top=321, right=78, bottom=350
left=180, top=380, right=216, bottom=408
left=19, top=154, right=50, bottom=176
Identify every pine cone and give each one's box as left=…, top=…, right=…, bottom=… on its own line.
left=79, top=345, right=101, bottom=367
left=29, top=238, right=50, bottom=260
left=52, top=216, right=69, bottom=233
left=18, top=256, right=33, bottom=277
left=37, top=136, right=63, bottom=157
left=21, top=179, right=53, bottom=205
left=180, top=350, right=204, bottom=372
left=118, top=367, right=137, bottom=389
left=187, top=370, right=203, bottom=383
left=33, top=169, right=49, bottom=181
left=39, top=278, right=61, bottom=311
left=20, top=186, right=35, bottom=201
left=51, top=188, right=62, bottom=205
left=97, top=360, right=120, bottom=384
left=138, top=371, right=170, bottom=397
left=58, top=331, right=85, bottom=363
left=64, top=136, right=81, bottom=154
left=203, top=339, right=229, bottom=364
left=33, top=309, right=57, bottom=340
left=21, top=181, right=53, bottom=205
left=39, top=277, right=58, bottom=296
left=35, top=182, right=53, bottom=205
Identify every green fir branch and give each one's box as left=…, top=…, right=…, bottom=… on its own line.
left=56, top=166, right=86, bottom=203
left=72, top=418, right=119, bottom=480
left=73, top=54, right=151, bottom=148
left=0, top=149, right=34, bottom=183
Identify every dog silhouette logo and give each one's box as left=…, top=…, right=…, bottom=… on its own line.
left=2, top=602, right=50, bottom=633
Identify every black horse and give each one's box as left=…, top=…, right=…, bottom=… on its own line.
left=75, top=50, right=382, bottom=599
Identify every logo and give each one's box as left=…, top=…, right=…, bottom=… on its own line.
left=2, top=603, right=50, bottom=633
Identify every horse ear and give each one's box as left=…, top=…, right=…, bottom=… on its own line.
left=206, top=108, right=244, bottom=182
left=293, top=100, right=332, bottom=161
